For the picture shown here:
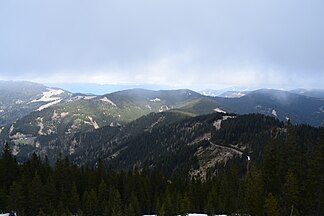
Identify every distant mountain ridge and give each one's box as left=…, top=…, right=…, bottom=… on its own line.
left=215, top=89, right=324, bottom=126
left=290, top=88, right=324, bottom=99
left=0, top=81, right=324, bottom=164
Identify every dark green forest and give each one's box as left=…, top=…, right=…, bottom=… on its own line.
left=0, top=122, right=323, bottom=216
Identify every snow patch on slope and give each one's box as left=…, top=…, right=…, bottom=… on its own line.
left=30, top=88, right=64, bottom=103
left=12, top=145, right=20, bottom=156
left=213, top=116, right=236, bottom=130
left=52, top=110, right=59, bottom=121
left=9, top=124, right=14, bottom=135
left=83, top=96, right=96, bottom=100
left=87, top=116, right=99, bottom=129
left=29, top=88, right=65, bottom=111
left=150, top=98, right=161, bottom=102
left=71, top=96, right=83, bottom=101
left=159, top=105, right=170, bottom=112
left=214, top=108, right=226, bottom=113
left=70, top=95, right=95, bottom=101
left=320, top=106, right=324, bottom=113
left=60, top=112, right=69, bottom=118
left=100, top=97, right=117, bottom=106
left=37, top=99, right=62, bottom=111
left=37, top=117, right=44, bottom=135
left=272, top=109, right=278, bottom=117
left=223, top=92, right=246, bottom=98
left=16, top=99, right=23, bottom=104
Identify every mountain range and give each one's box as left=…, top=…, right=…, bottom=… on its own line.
left=0, top=81, right=323, bottom=172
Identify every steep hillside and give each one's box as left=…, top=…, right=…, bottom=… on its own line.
left=0, top=81, right=71, bottom=125
left=0, top=113, right=322, bottom=216
left=7, top=112, right=283, bottom=178
left=105, top=113, right=283, bottom=177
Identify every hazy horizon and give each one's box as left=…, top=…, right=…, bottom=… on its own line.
left=2, top=79, right=324, bottom=95
left=1, top=0, right=323, bottom=90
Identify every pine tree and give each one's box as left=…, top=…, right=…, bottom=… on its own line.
left=125, top=203, right=136, bottom=216
left=68, top=182, right=80, bottom=214
left=57, top=200, right=67, bottom=216
left=8, top=181, right=25, bottom=213
left=262, top=138, right=280, bottom=196
left=205, top=184, right=218, bottom=216
left=285, top=122, right=298, bottom=172
left=162, top=190, right=173, bottom=216
left=179, top=193, right=190, bottom=216
left=82, top=189, right=98, bottom=215
left=284, top=169, right=299, bottom=215
left=157, top=203, right=166, bottom=216
left=129, top=192, right=140, bottom=216
left=0, top=143, right=18, bottom=190
left=110, top=188, right=123, bottom=216
left=37, top=209, right=46, bottom=216
left=29, top=172, right=46, bottom=213
left=51, top=210, right=58, bottom=216
left=313, top=128, right=324, bottom=215
left=0, top=187, right=8, bottom=211
left=245, top=165, right=264, bottom=216
left=98, top=179, right=108, bottom=213
left=264, top=192, right=280, bottom=216
left=44, top=175, right=58, bottom=212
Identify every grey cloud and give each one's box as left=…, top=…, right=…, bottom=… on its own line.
left=0, top=0, right=323, bottom=89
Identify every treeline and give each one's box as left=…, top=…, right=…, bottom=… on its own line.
left=0, top=123, right=323, bottom=216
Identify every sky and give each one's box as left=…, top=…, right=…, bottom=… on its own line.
left=0, top=0, right=324, bottom=91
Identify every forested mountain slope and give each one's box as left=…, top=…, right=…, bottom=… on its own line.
left=0, top=114, right=322, bottom=215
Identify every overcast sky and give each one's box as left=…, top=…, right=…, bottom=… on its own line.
left=0, top=0, right=323, bottom=90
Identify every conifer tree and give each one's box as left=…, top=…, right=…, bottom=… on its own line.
left=264, top=192, right=280, bottom=216
left=157, top=203, right=166, bottom=216
left=314, top=129, right=324, bottom=215
left=0, top=187, right=8, bottom=211
left=37, top=209, right=46, bottom=216
left=57, top=200, right=67, bottom=216
left=129, top=191, right=140, bottom=216
left=98, top=179, right=108, bottom=213
left=68, top=182, right=80, bottom=214
left=262, top=138, right=280, bottom=196
left=44, top=175, right=58, bottom=212
left=245, top=165, right=264, bottom=216
left=125, top=203, right=136, bottom=216
left=284, top=169, right=299, bottom=215
left=205, top=184, right=218, bottom=215
left=109, top=187, right=123, bottom=216
left=0, top=143, right=18, bottom=190
left=29, top=172, right=46, bottom=213
left=8, top=181, right=25, bottom=213
left=179, top=193, right=190, bottom=216
left=82, top=189, right=98, bottom=215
